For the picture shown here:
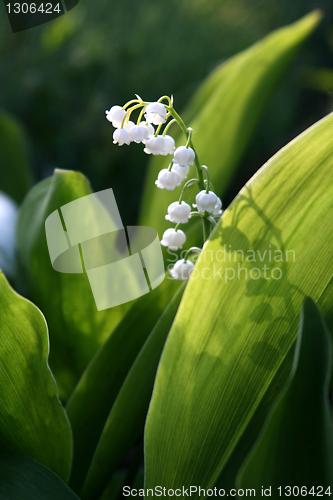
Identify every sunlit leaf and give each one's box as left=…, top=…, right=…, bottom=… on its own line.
left=16, top=169, right=130, bottom=399
left=0, top=270, right=72, bottom=482
left=144, top=111, right=333, bottom=495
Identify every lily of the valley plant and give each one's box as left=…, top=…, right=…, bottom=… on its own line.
left=106, top=96, right=223, bottom=280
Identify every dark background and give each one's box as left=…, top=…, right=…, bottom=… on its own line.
left=0, top=0, right=332, bottom=223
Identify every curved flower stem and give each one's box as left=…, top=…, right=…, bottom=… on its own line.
left=166, top=106, right=211, bottom=242
left=163, top=119, right=177, bottom=136
left=123, top=99, right=147, bottom=110
left=121, top=104, right=145, bottom=128
left=154, top=123, right=163, bottom=137
left=136, top=105, right=147, bottom=124
left=158, top=96, right=173, bottom=106
left=201, top=165, right=210, bottom=194
left=178, top=178, right=199, bottom=204
left=185, top=128, right=193, bottom=148
left=208, top=216, right=217, bottom=226
left=184, top=246, right=202, bottom=262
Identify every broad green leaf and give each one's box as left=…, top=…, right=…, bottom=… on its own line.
left=17, top=169, right=129, bottom=399
left=237, top=298, right=333, bottom=494
left=0, top=111, right=33, bottom=203
left=66, top=277, right=182, bottom=494
left=0, top=270, right=72, bottom=482
left=144, top=111, right=333, bottom=495
left=80, top=284, right=185, bottom=500
left=139, top=11, right=322, bottom=238
left=0, top=451, right=79, bottom=500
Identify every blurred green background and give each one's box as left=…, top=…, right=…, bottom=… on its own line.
left=0, top=0, right=333, bottom=222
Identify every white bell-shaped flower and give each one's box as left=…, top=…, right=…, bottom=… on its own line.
left=142, top=122, right=155, bottom=140
left=144, top=135, right=165, bottom=155
left=173, top=146, right=195, bottom=166
left=124, top=121, right=135, bottom=133
left=165, top=201, right=191, bottom=224
left=155, top=169, right=181, bottom=191
left=0, top=191, right=18, bottom=278
left=194, top=190, right=218, bottom=213
left=161, top=135, right=175, bottom=156
left=105, top=106, right=126, bottom=128
left=171, top=259, right=195, bottom=281
left=145, top=102, right=167, bottom=125
left=212, top=197, right=223, bottom=216
left=113, top=128, right=130, bottom=146
left=171, top=163, right=189, bottom=182
left=161, top=228, right=186, bottom=250
left=129, top=123, right=150, bottom=143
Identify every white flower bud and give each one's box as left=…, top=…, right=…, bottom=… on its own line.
left=161, top=135, right=175, bottom=156
left=165, top=201, right=191, bottom=224
left=129, top=123, right=150, bottom=143
left=143, top=135, right=165, bottom=155
left=173, top=146, right=195, bottom=166
left=113, top=128, right=130, bottom=146
left=161, top=228, right=186, bottom=250
left=171, top=259, right=194, bottom=281
left=155, top=169, right=181, bottom=191
left=145, top=102, right=167, bottom=125
left=171, top=163, right=189, bottom=182
left=212, top=197, right=223, bottom=216
left=105, top=105, right=126, bottom=128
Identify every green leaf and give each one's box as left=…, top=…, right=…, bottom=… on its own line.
left=80, top=284, right=185, bottom=500
left=0, top=111, right=33, bottom=203
left=66, top=277, right=182, bottom=494
left=0, top=451, right=79, bottom=500
left=16, top=169, right=130, bottom=399
left=237, top=298, right=333, bottom=494
left=0, top=270, right=72, bottom=482
left=139, top=11, right=322, bottom=239
left=144, top=111, right=333, bottom=495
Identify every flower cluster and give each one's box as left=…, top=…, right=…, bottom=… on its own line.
left=106, top=96, right=223, bottom=280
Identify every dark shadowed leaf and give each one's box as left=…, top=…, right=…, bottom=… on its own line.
left=80, top=284, right=185, bottom=500
left=237, top=298, right=333, bottom=495
left=0, top=111, right=33, bottom=203
left=66, top=277, right=182, bottom=494
left=0, top=451, right=79, bottom=500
